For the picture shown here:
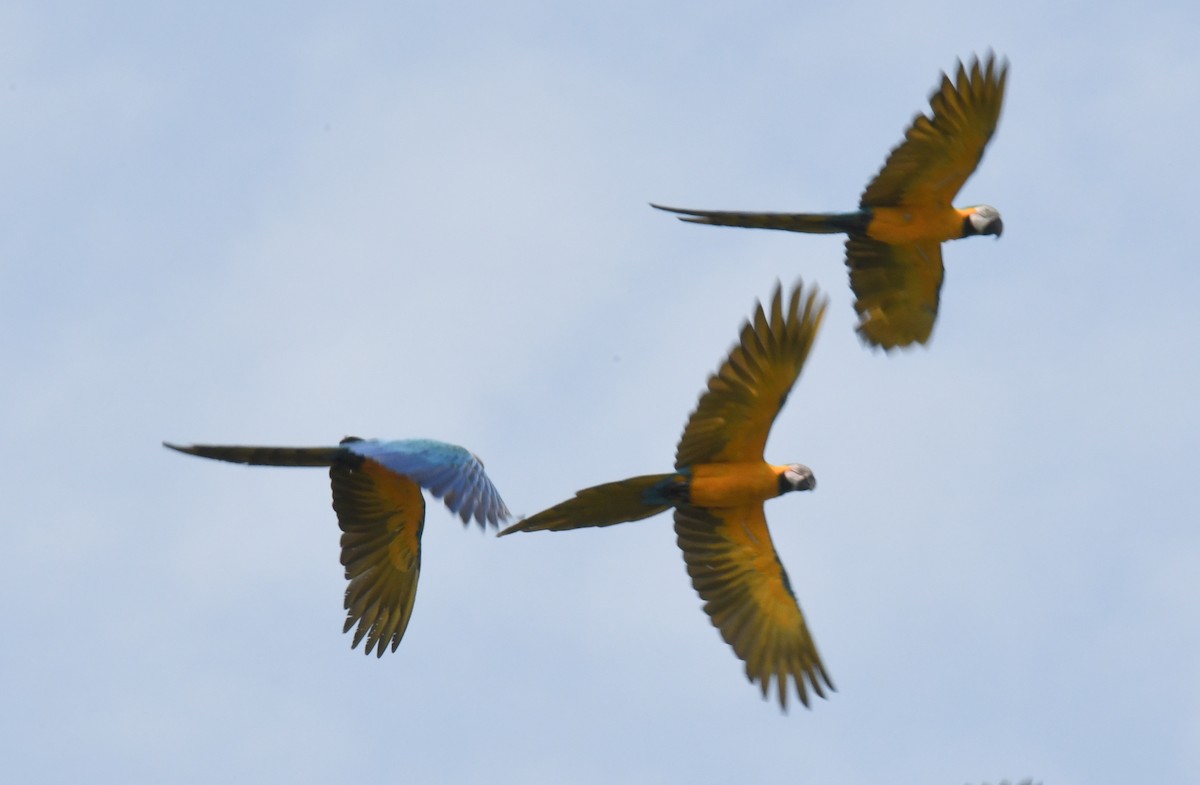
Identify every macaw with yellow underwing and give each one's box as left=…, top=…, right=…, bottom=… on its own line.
left=164, top=437, right=509, bottom=655
left=500, top=280, right=831, bottom=710
left=654, top=52, right=1007, bottom=350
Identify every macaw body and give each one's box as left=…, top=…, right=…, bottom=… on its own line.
left=654, top=52, right=1008, bottom=349
left=502, top=281, right=831, bottom=710
left=867, top=205, right=992, bottom=245
left=673, top=205, right=990, bottom=245
left=165, top=437, right=509, bottom=655
left=685, top=462, right=805, bottom=508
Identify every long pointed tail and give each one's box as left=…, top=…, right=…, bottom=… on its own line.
left=163, top=442, right=349, bottom=467
left=651, top=203, right=867, bottom=235
left=498, top=474, right=678, bottom=536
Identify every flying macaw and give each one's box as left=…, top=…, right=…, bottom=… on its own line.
left=164, top=437, right=510, bottom=655
left=500, top=280, right=831, bottom=710
left=654, top=52, right=1007, bottom=350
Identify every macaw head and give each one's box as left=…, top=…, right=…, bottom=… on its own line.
left=780, top=463, right=817, bottom=494
left=966, top=204, right=1003, bottom=238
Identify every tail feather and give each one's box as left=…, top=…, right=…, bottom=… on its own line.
left=651, top=203, right=866, bottom=235
left=163, top=442, right=349, bottom=467
left=499, top=474, right=676, bottom=536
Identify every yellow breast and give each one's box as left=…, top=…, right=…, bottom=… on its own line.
left=687, top=462, right=785, bottom=508
left=866, top=206, right=970, bottom=244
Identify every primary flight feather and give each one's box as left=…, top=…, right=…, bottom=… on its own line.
left=500, top=280, right=831, bottom=710
left=164, top=437, right=509, bottom=655
left=654, top=52, right=1007, bottom=349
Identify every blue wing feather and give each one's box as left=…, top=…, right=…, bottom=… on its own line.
left=344, top=439, right=510, bottom=528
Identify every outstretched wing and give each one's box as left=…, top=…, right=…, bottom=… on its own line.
left=674, top=281, right=826, bottom=469
left=860, top=52, right=1007, bottom=209
left=345, top=439, right=510, bottom=527
left=331, top=459, right=426, bottom=657
left=845, top=235, right=944, bottom=349
left=674, top=504, right=832, bottom=710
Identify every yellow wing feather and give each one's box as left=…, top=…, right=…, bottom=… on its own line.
left=860, top=52, right=1008, bottom=209
left=674, top=281, right=826, bottom=468
left=331, top=459, right=427, bottom=657
left=845, top=235, right=944, bottom=349
left=674, top=504, right=832, bottom=709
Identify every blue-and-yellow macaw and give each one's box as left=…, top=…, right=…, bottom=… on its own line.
left=654, top=53, right=1007, bottom=350
left=164, top=437, right=509, bottom=655
left=500, top=280, right=831, bottom=710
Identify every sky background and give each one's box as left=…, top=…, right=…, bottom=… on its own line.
left=3, top=1, right=1198, bottom=783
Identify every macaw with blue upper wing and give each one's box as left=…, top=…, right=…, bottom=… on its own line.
left=500, top=280, right=831, bottom=710
left=164, top=437, right=509, bottom=655
left=654, top=52, right=1007, bottom=350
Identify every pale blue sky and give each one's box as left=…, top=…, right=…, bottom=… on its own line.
left=3, top=2, right=1198, bottom=783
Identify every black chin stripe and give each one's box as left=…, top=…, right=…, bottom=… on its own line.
left=962, top=214, right=977, bottom=237
left=777, top=472, right=791, bottom=496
